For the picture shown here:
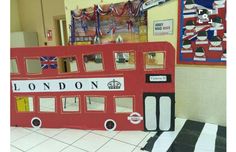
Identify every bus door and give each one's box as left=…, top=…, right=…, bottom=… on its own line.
left=143, top=93, right=175, bottom=131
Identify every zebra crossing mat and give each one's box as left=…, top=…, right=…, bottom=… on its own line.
left=141, top=118, right=226, bottom=152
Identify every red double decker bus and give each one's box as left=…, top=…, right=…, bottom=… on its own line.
left=10, top=42, right=175, bottom=131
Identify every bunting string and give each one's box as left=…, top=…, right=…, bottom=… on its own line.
left=71, top=0, right=146, bottom=38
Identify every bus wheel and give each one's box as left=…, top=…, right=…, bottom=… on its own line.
left=104, top=119, right=116, bottom=131
left=31, top=117, right=42, bottom=128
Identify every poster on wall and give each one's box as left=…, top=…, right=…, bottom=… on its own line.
left=178, top=0, right=226, bottom=65
left=70, top=0, right=147, bottom=45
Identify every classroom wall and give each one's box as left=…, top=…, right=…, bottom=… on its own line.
left=147, top=0, right=226, bottom=126
left=176, top=66, right=226, bottom=126
left=64, top=0, right=226, bottom=126
left=148, top=0, right=178, bottom=50
left=17, top=0, right=65, bottom=46
left=10, top=0, right=22, bottom=32
left=12, top=0, right=226, bottom=126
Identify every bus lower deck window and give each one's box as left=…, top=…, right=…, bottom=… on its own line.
left=86, top=96, right=105, bottom=111
left=114, top=97, right=133, bottom=113
left=15, top=97, right=34, bottom=112
left=62, top=97, right=79, bottom=112
left=39, top=97, right=56, bottom=112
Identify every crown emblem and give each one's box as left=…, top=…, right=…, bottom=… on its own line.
left=107, top=79, right=121, bottom=89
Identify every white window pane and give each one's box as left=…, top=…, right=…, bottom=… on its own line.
left=11, top=59, right=19, bottom=73
left=159, top=96, right=171, bottom=130
left=144, top=96, right=157, bottom=130
left=28, top=97, right=34, bottom=112
left=26, top=59, right=42, bottom=74
left=86, top=96, right=105, bottom=111
left=62, top=97, right=79, bottom=112
left=39, top=98, right=55, bottom=112
left=115, top=97, right=133, bottom=113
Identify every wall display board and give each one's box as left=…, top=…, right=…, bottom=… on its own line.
left=178, top=0, right=226, bottom=65
left=69, top=0, right=147, bottom=44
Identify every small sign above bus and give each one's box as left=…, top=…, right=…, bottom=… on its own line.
left=146, top=74, right=171, bottom=83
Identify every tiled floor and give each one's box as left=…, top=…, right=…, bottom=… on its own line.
left=11, top=118, right=226, bottom=152
left=11, top=127, right=150, bottom=152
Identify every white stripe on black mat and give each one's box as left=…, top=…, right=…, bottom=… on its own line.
left=151, top=118, right=187, bottom=152
left=194, top=123, right=218, bottom=152
left=144, top=119, right=226, bottom=152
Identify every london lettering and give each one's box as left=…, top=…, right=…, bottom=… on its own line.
left=11, top=77, right=124, bottom=93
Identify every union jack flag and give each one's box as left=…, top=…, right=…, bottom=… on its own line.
left=40, top=56, right=57, bottom=69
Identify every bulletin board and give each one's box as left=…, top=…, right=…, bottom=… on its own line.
left=69, top=0, right=147, bottom=45
left=177, top=0, right=226, bottom=65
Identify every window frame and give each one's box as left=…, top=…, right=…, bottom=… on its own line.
left=10, top=58, right=20, bottom=75
left=60, top=95, right=81, bottom=114
left=84, top=95, right=107, bottom=113
left=113, top=95, right=135, bottom=114
left=113, top=50, right=136, bottom=71
left=14, top=96, right=35, bottom=113
left=143, top=51, right=166, bottom=71
left=25, top=57, right=43, bottom=75
left=82, top=52, right=105, bottom=72
left=57, top=55, right=79, bottom=74
left=38, top=96, right=57, bottom=113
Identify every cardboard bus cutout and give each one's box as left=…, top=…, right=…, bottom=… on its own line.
left=11, top=42, right=175, bottom=131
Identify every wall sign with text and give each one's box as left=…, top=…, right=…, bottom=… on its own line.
left=153, top=19, right=173, bottom=35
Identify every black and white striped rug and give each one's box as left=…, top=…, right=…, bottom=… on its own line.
left=141, top=118, right=226, bottom=152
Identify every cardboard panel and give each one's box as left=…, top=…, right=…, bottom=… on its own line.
left=145, top=96, right=157, bottom=131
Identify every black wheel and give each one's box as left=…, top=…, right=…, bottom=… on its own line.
left=104, top=119, right=116, bottom=131
left=31, top=117, right=42, bottom=128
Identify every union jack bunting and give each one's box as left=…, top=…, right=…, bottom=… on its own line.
left=40, top=56, right=58, bottom=69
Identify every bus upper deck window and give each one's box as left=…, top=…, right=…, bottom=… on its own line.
left=114, top=97, right=133, bottom=113
left=26, top=58, right=42, bottom=74
left=58, top=57, right=78, bottom=73
left=144, top=52, right=165, bottom=70
left=83, top=53, right=104, bottom=72
left=86, top=96, right=105, bottom=111
left=11, top=59, right=19, bottom=74
left=62, top=97, right=79, bottom=112
left=15, top=97, right=34, bottom=112
left=39, top=97, right=56, bottom=112
left=114, top=51, right=135, bottom=70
